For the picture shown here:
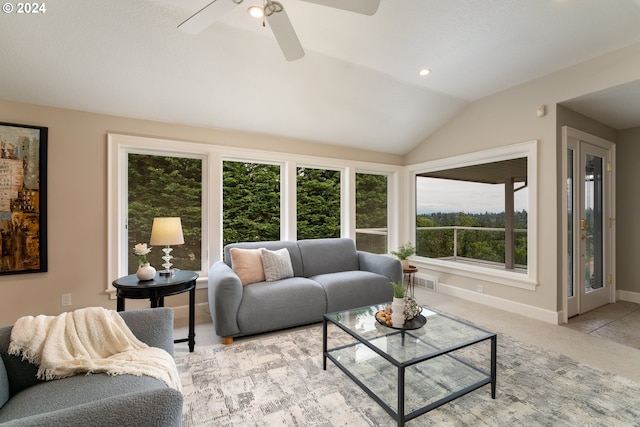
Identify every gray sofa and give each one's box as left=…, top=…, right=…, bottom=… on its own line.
left=208, top=238, right=402, bottom=343
left=0, top=308, right=183, bottom=427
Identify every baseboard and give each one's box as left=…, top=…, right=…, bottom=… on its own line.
left=617, top=289, right=640, bottom=304
left=172, top=302, right=210, bottom=324
left=437, top=282, right=561, bottom=325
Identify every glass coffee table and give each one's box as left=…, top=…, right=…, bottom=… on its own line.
left=323, top=303, right=496, bottom=426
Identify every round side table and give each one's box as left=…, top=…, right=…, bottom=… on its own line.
left=112, top=270, right=198, bottom=352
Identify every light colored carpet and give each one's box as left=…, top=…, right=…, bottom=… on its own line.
left=176, top=322, right=640, bottom=426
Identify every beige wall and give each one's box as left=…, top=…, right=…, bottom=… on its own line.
left=617, top=126, right=640, bottom=294
left=403, top=42, right=640, bottom=319
left=0, top=101, right=402, bottom=325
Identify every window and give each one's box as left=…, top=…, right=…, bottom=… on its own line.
left=127, top=153, right=203, bottom=274
left=410, top=141, right=537, bottom=287
left=109, top=133, right=402, bottom=289
left=296, top=166, right=341, bottom=239
left=355, top=172, right=388, bottom=254
left=222, top=161, right=281, bottom=245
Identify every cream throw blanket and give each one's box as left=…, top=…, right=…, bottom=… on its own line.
left=8, top=307, right=181, bottom=391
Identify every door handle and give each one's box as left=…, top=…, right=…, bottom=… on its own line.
left=580, top=219, right=588, bottom=231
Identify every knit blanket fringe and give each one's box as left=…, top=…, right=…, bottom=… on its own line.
left=8, top=307, right=181, bottom=391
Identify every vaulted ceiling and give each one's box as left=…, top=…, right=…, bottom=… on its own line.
left=1, top=0, right=640, bottom=154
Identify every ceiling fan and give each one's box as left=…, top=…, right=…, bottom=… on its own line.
left=178, top=0, right=380, bottom=61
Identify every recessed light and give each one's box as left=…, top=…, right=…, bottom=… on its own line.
left=419, top=68, right=431, bottom=77
left=248, top=5, right=264, bottom=18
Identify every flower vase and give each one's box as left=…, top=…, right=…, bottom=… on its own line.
left=136, top=263, right=156, bottom=281
left=391, top=297, right=405, bottom=327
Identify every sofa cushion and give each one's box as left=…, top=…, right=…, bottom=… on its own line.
left=311, top=270, right=393, bottom=313
left=230, top=248, right=265, bottom=285
left=236, top=278, right=326, bottom=335
left=298, top=238, right=359, bottom=277
left=0, top=373, right=166, bottom=423
left=261, top=248, right=294, bottom=282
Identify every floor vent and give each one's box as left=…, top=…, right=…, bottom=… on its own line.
left=415, top=273, right=438, bottom=290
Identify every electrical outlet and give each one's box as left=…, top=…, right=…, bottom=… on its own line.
left=61, top=293, right=72, bottom=307
left=476, top=284, right=484, bottom=293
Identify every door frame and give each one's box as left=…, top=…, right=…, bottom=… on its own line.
left=561, top=126, right=616, bottom=323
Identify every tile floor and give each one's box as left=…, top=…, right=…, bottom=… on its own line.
left=564, top=300, right=640, bottom=349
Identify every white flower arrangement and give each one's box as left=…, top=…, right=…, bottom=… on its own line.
left=133, top=243, right=152, bottom=264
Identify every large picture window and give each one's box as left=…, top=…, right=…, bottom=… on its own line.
left=411, top=141, right=537, bottom=286
left=127, top=153, right=202, bottom=274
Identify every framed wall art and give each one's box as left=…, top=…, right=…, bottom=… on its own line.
left=0, top=122, right=47, bottom=275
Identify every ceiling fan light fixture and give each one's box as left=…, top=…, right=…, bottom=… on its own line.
left=248, top=5, right=264, bottom=18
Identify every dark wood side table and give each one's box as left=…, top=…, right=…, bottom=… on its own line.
left=112, top=270, right=198, bottom=352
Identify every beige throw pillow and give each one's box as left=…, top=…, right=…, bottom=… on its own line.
left=230, top=248, right=265, bottom=286
left=261, top=248, right=294, bottom=282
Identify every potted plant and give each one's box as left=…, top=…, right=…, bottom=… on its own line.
left=391, top=242, right=416, bottom=269
left=390, top=281, right=406, bottom=327
left=392, top=281, right=406, bottom=299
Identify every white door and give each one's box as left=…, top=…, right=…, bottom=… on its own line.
left=564, top=128, right=615, bottom=318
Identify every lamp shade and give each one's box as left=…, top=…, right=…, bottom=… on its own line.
left=150, top=217, right=184, bottom=246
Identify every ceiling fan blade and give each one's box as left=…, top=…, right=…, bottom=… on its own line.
left=300, top=0, right=380, bottom=15
left=178, top=0, right=238, bottom=34
left=266, top=5, right=305, bottom=61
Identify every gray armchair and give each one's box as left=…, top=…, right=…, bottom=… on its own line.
left=0, top=308, right=183, bottom=427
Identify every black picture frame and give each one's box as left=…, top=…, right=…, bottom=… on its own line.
left=0, top=122, right=47, bottom=275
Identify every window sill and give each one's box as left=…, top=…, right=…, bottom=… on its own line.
left=411, top=257, right=538, bottom=291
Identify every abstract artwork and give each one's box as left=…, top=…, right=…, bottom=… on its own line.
left=0, top=122, right=47, bottom=274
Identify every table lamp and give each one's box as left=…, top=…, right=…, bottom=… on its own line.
left=150, top=217, right=184, bottom=276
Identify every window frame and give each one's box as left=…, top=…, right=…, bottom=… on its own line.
left=407, top=141, right=538, bottom=290
left=107, top=134, right=212, bottom=295
left=107, top=133, right=401, bottom=296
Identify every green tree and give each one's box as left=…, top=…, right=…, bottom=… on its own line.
left=222, top=161, right=280, bottom=246
left=297, top=167, right=341, bottom=239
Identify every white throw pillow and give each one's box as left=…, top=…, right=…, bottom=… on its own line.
left=261, top=248, right=294, bottom=282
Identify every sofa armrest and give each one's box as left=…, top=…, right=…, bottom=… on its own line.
left=358, top=251, right=402, bottom=284
left=0, top=388, right=183, bottom=427
left=208, top=262, right=243, bottom=338
left=119, top=308, right=175, bottom=356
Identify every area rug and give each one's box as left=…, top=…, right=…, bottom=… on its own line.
left=176, top=324, right=640, bottom=426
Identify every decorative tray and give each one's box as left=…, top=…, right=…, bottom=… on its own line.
left=375, top=311, right=427, bottom=330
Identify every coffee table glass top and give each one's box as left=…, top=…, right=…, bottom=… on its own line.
left=325, top=303, right=494, bottom=364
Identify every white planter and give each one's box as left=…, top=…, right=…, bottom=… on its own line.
left=136, top=263, right=156, bottom=281
left=391, top=297, right=405, bottom=327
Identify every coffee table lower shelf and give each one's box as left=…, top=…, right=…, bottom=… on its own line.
left=322, top=312, right=496, bottom=427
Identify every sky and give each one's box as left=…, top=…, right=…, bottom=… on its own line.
left=416, top=178, right=528, bottom=215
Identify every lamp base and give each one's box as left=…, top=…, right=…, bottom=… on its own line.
left=159, top=269, right=175, bottom=277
